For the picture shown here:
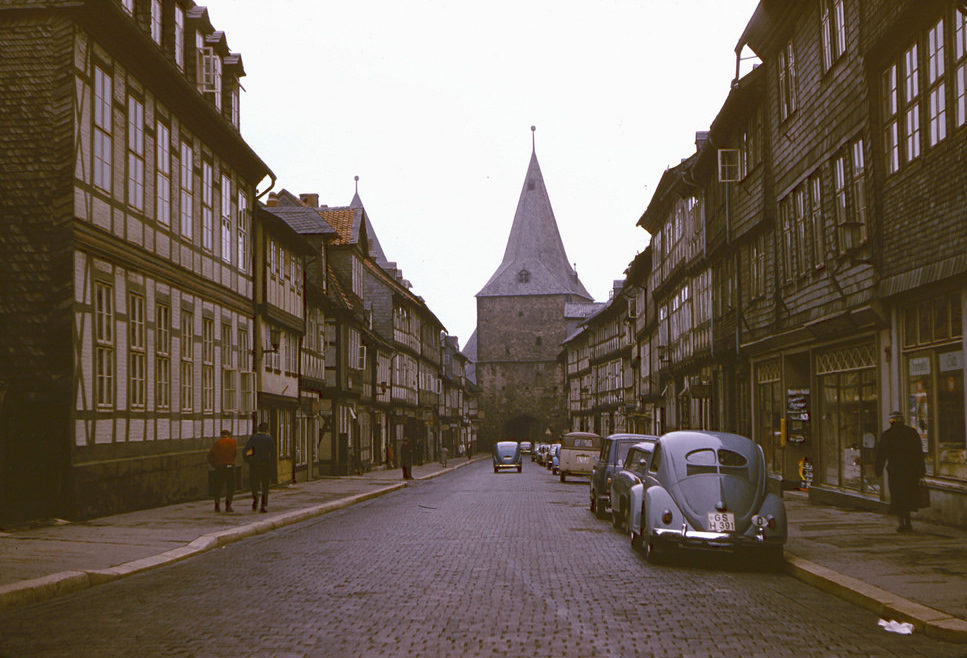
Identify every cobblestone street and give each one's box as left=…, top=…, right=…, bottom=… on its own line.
left=1, top=462, right=964, bottom=658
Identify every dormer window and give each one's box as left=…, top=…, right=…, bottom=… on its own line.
left=174, top=5, right=185, bottom=71
left=197, top=38, right=222, bottom=109
left=518, top=269, right=530, bottom=284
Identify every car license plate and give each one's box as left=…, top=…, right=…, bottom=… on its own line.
left=578, top=455, right=589, bottom=463
left=707, top=512, right=735, bottom=532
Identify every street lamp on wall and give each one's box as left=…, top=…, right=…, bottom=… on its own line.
left=257, top=326, right=282, bottom=362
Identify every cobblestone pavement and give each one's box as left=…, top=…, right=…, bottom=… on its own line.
left=0, top=461, right=964, bottom=658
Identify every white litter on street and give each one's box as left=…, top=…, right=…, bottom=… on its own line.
left=878, top=619, right=915, bottom=635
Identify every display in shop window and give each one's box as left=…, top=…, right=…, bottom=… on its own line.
left=785, top=388, right=810, bottom=445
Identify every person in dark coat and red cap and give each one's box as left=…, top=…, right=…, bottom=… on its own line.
left=875, top=410, right=926, bottom=532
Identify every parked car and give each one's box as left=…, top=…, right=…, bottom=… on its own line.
left=628, top=430, right=787, bottom=564
left=591, top=434, right=657, bottom=520
left=531, top=443, right=544, bottom=462
left=609, top=441, right=656, bottom=532
left=558, top=432, right=601, bottom=482
left=550, top=444, right=561, bottom=474
left=519, top=441, right=533, bottom=456
left=492, top=441, right=523, bottom=473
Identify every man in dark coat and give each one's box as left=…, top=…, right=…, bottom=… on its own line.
left=244, top=422, right=276, bottom=513
left=875, top=410, right=926, bottom=532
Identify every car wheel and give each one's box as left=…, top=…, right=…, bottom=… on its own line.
left=493, top=466, right=498, bottom=474
left=589, top=491, right=596, bottom=513
left=560, top=472, right=565, bottom=483
left=645, top=536, right=666, bottom=564
left=517, top=465, right=522, bottom=473
left=631, top=529, right=642, bottom=549
left=611, top=500, right=623, bottom=529
left=594, top=497, right=607, bottom=520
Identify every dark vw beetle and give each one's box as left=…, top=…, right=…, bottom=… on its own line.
left=628, top=431, right=786, bottom=564
left=590, top=434, right=656, bottom=520
left=493, top=441, right=523, bottom=473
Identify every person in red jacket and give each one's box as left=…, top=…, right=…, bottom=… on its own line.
left=207, top=429, right=237, bottom=512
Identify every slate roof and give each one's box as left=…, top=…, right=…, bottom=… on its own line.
left=476, top=148, right=592, bottom=300
left=262, top=205, right=336, bottom=236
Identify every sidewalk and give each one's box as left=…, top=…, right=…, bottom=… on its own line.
left=1, top=462, right=965, bottom=644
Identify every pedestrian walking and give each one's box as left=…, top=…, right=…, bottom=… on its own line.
left=875, top=410, right=926, bottom=532
left=207, top=429, right=236, bottom=512
left=244, top=422, right=276, bottom=513
left=441, top=446, right=449, bottom=468
left=400, top=437, right=413, bottom=480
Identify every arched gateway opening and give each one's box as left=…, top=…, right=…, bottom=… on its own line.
left=501, top=414, right=543, bottom=444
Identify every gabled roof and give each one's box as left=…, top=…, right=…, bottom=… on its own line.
left=319, top=192, right=389, bottom=267
left=476, top=146, right=592, bottom=300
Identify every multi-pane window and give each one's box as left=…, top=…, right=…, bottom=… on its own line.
left=740, top=109, right=762, bottom=178
left=794, top=187, right=809, bottom=276
left=903, top=44, right=921, bottom=162
left=222, top=324, right=236, bottom=412
left=150, top=0, right=162, bottom=44
left=956, top=10, right=967, bottom=127
left=352, top=256, right=364, bottom=296
left=95, top=282, right=114, bottom=407
left=820, top=0, right=846, bottom=71
left=181, top=311, right=193, bottom=411
left=750, top=233, right=766, bottom=298
left=202, top=161, right=214, bottom=251
left=220, top=175, right=232, bottom=263
left=129, top=293, right=146, bottom=409
left=127, top=95, right=145, bottom=211
left=202, top=318, right=214, bottom=412
left=778, top=39, right=797, bottom=121
left=156, top=304, right=170, bottom=410
left=180, top=141, right=193, bottom=239
left=927, top=19, right=947, bottom=147
left=174, top=4, right=185, bottom=71
left=781, top=201, right=795, bottom=282
left=237, top=191, right=249, bottom=272
left=156, top=121, right=171, bottom=226
left=832, top=139, right=868, bottom=253
left=238, top=327, right=251, bottom=413
left=883, top=63, right=901, bottom=174
left=809, top=174, right=825, bottom=268
left=93, top=66, right=112, bottom=193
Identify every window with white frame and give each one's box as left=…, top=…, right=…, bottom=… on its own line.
left=156, top=304, right=170, bottom=410
left=238, top=327, right=252, bottom=412
left=222, top=323, right=235, bottom=411
left=150, top=0, right=162, bottom=44
left=820, top=0, right=846, bottom=71
left=202, top=161, right=214, bottom=251
left=180, top=141, right=193, bottom=239
left=846, top=139, right=868, bottom=248
left=903, top=43, right=921, bottom=162
left=202, top=317, right=214, bottom=412
left=127, top=95, right=145, bottom=211
left=181, top=310, right=193, bottom=412
left=352, top=256, right=364, bottom=296
left=956, top=10, right=967, bottom=127
left=93, top=66, right=112, bottom=193
left=927, top=19, right=947, bottom=147
left=220, top=175, right=232, bottom=263
left=174, top=4, right=185, bottom=71
left=809, top=173, right=826, bottom=267
left=95, top=282, right=114, bottom=407
left=883, top=62, right=901, bottom=174
left=778, top=39, right=797, bottom=121
left=129, top=293, right=146, bottom=409
left=156, top=120, right=171, bottom=226
left=237, top=191, right=249, bottom=272
left=750, top=233, right=766, bottom=298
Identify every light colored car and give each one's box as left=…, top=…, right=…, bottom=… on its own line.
left=628, top=430, right=787, bottom=564
left=550, top=444, right=561, bottom=474
left=558, top=432, right=601, bottom=482
left=590, top=434, right=656, bottom=520
left=493, top=441, right=523, bottom=473
left=607, top=441, right=656, bottom=530
left=519, top=441, right=533, bottom=455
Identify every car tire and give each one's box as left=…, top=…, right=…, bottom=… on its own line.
left=560, top=472, right=565, bottom=483
left=517, top=465, right=522, bottom=473
left=594, top=497, right=607, bottom=520
left=645, top=535, right=666, bottom=564
left=611, top=500, right=623, bottom=529
left=493, top=466, right=498, bottom=474
left=631, top=529, right=642, bottom=549
left=589, top=491, right=596, bottom=513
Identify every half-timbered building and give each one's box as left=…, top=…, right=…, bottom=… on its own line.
left=0, top=0, right=271, bottom=521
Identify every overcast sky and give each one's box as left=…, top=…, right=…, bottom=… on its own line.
left=209, top=0, right=761, bottom=345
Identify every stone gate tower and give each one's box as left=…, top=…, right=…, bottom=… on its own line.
left=475, top=129, right=593, bottom=448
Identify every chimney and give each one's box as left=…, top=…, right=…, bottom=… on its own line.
left=695, top=131, right=710, bottom=150
left=266, top=191, right=279, bottom=207
left=300, top=193, right=319, bottom=207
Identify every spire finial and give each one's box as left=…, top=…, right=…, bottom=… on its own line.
left=531, top=125, right=536, bottom=152
left=354, top=175, right=359, bottom=193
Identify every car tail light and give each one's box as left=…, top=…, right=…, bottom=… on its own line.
left=661, top=509, right=673, bottom=525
